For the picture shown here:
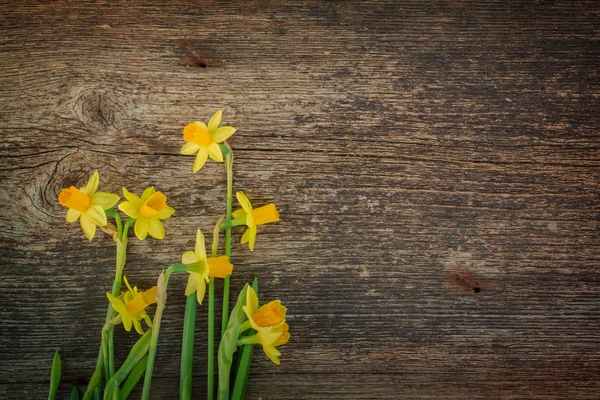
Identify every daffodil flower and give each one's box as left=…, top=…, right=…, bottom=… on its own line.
left=58, top=171, right=120, bottom=241
left=182, top=229, right=233, bottom=304
left=231, top=191, right=280, bottom=251
left=238, top=286, right=289, bottom=364
left=107, top=276, right=156, bottom=335
left=181, top=110, right=236, bottom=172
left=118, top=187, right=175, bottom=240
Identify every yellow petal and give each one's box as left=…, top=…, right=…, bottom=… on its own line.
left=80, top=214, right=97, bottom=241
left=156, top=205, right=175, bottom=220
left=181, top=142, right=200, bottom=155
left=185, top=273, right=200, bottom=296
left=207, top=110, right=222, bottom=133
left=196, top=278, right=207, bottom=304
left=142, top=286, right=158, bottom=306
left=118, top=201, right=140, bottom=218
left=182, top=250, right=200, bottom=265
left=245, top=286, right=259, bottom=316
left=240, top=225, right=257, bottom=250
left=126, top=287, right=157, bottom=315
left=85, top=205, right=107, bottom=226
left=248, top=316, right=272, bottom=332
left=122, top=314, right=133, bottom=332
left=147, top=218, right=165, bottom=239
left=107, top=293, right=127, bottom=315
left=135, top=217, right=148, bottom=240
left=82, top=171, right=99, bottom=196
left=194, top=121, right=208, bottom=130
left=252, top=204, right=280, bottom=226
left=207, top=256, right=233, bottom=278
left=133, top=319, right=144, bottom=335
left=236, top=191, right=253, bottom=214
left=212, top=126, right=236, bottom=143
left=241, top=228, right=251, bottom=244
left=123, top=276, right=134, bottom=294
left=91, top=192, right=120, bottom=210
left=248, top=224, right=257, bottom=251
left=193, top=148, right=208, bottom=172
left=263, top=344, right=281, bottom=365
left=195, top=229, right=207, bottom=260
left=141, top=187, right=156, bottom=203
left=122, top=187, right=142, bottom=207
left=65, top=208, right=81, bottom=223
left=260, top=330, right=284, bottom=346
left=274, top=323, right=290, bottom=346
left=231, top=209, right=246, bottom=219
left=206, top=142, right=223, bottom=162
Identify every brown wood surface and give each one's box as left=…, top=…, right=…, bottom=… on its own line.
left=1, top=1, right=599, bottom=399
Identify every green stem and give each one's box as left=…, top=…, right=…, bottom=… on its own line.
left=83, top=218, right=130, bottom=399
left=101, top=317, right=121, bottom=387
left=218, top=217, right=246, bottom=230
left=208, top=218, right=221, bottom=400
left=208, top=277, right=215, bottom=399
left=230, top=278, right=258, bottom=400
left=83, top=217, right=135, bottom=400
left=180, top=293, right=196, bottom=399
left=105, top=209, right=122, bottom=239
left=107, top=235, right=127, bottom=378
left=222, top=145, right=234, bottom=337
left=218, top=284, right=249, bottom=400
left=141, top=272, right=167, bottom=400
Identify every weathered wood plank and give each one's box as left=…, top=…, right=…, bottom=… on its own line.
left=1, top=0, right=599, bottom=398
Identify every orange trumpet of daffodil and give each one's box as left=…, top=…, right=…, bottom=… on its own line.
left=182, top=229, right=233, bottom=304
left=58, top=171, right=120, bottom=241
left=231, top=191, right=280, bottom=251
left=238, top=286, right=289, bottom=364
left=107, top=276, right=156, bottom=335
left=118, top=187, right=175, bottom=240
left=181, top=110, right=236, bottom=172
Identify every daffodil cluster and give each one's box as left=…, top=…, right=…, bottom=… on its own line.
left=52, top=110, right=290, bottom=400
left=58, top=172, right=175, bottom=242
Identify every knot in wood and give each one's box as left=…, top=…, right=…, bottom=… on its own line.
left=74, top=88, right=123, bottom=132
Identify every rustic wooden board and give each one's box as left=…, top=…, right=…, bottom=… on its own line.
left=1, top=1, right=599, bottom=398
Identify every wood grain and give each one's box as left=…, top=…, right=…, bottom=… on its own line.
left=1, top=1, right=599, bottom=398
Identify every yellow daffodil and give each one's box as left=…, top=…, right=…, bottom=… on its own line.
left=107, top=276, right=156, bottom=334
left=232, top=191, right=280, bottom=251
left=118, top=187, right=175, bottom=240
left=181, top=110, right=237, bottom=172
left=58, top=171, right=120, bottom=241
left=182, top=229, right=233, bottom=304
left=239, top=287, right=289, bottom=364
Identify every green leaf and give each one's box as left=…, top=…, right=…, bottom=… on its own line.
left=48, top=349, right=61, bottom=400
left=105, top=329, right=152, bottom=397
left=218, top=283, right=249, bottom=400
left=70, top=386, right=80, bottom=400
left=120, top=354, right=148, bottom=399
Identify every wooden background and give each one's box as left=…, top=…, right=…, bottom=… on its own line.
left=1, top=1, right=599, bottom=398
